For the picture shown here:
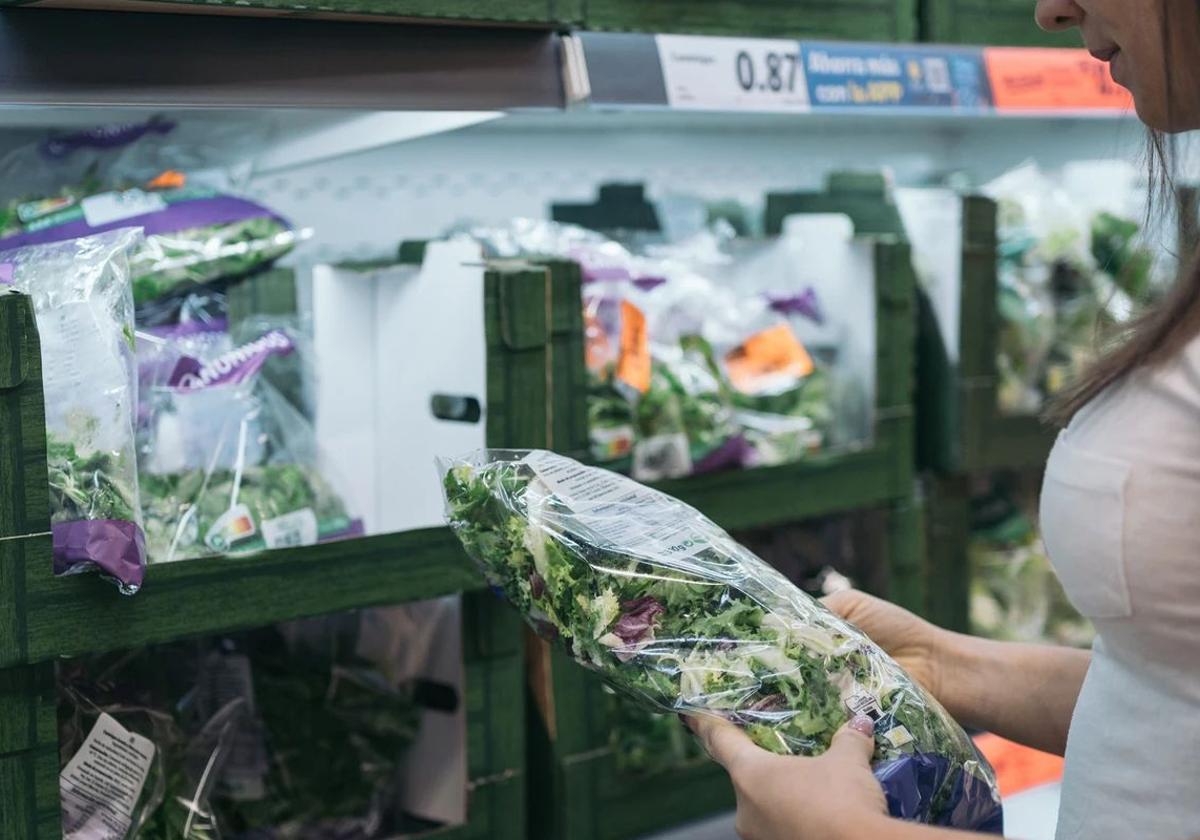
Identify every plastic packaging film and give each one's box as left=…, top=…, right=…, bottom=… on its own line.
left=441, top=449, right=1003, bottom=831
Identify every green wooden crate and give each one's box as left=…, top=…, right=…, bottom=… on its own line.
left=0, top=259, right=550, bottom=839
left=0, top=0, right=582, bottom=26
left=584, top=0, right=917, bottom=42
left=549, top=185, right=918, bottom=535
left=919, top=0, right=1077, bottom=46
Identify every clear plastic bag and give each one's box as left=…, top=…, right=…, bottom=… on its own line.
left=58, top=607, right=432, bottom=840
left=137, top=324, right=356, bottom=563
left=441, top=450, right=1003, bottom=830
left=0, top=116, right=305, bottom=307
left=0, top=229, right=147, bottom=592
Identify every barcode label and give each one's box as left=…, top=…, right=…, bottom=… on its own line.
left=261, top=508, right=318, bottom=549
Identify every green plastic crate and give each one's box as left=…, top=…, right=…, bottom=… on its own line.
left=920, top=0, right=1078, bottom=46
left=584, top=0, right=917, bottom=42
left=0, top=258, right=550, bottom=838
left=0, top=0, right=582, bottom=26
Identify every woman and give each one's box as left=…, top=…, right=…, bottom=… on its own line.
left=688, top=2, right=1200, bottom=838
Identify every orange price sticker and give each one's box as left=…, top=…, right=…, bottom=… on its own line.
left=146, top=169, right=187, bottom=190
left=616, top=300, right=651, bottom=394
left=725, top=323, right=814, bottom=395
left=984, top=47, right=1132, bottom=112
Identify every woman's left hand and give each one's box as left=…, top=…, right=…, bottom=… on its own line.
left=687, top=713, right=888, bottom=840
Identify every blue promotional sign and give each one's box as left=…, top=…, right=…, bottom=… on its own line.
left=801, top=42, right=992, bottom=112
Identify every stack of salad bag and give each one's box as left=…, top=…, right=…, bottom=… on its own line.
left=0, top=116, right=305, bottom=308
left=458, top=218, right=847, bottom=481
left=135, top=311, right=357, bottom=563
left=0, top=229, right=147, bottom=592
left=442, top=450, right=1003, bottom=830
left=983, top=161, right=1159, bottom=413
left=969, top=485, right=1093, bottom=648
left=58, top=601, right=467, bottom=840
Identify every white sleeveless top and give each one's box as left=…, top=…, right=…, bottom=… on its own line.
left=1040, top=335, right=1200, bottom=840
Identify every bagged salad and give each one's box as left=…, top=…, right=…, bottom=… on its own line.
left=58, top=609, right=427, bottom=840
left=137, top=321, right=355, bottom=562
left=442, top=450, right=1003, bottom=830
left=1, top=229, right=147, bottom=592
left=0, top=117, right=304, bottom=307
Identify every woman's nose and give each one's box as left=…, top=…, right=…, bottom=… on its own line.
left=1035, top=0, right=1085, bottom=32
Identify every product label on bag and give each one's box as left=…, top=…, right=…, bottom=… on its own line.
left=261, top=508, right=319, bottom=549
left=522, top=450, right=710, bottom=562
left=169, top=329, right=295, bottom=391
left=61, top=713, right=156, bottom=840
left=842, top=685, right=914, bottom=749
left=81, top=189, right=168, bottom=227
left=205, top=503, right=258, bottom=552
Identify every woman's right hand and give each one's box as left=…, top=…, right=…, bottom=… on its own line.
left=822, top=590, right=951, bottom=705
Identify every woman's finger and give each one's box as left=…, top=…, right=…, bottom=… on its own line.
left=686, top=714, right=759, bottom=770
left=825, top=715, right=877, bottom=765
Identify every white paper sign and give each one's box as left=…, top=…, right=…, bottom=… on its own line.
left=61, top=713, right=156, bottom=840
left=656, top=34, right=810, bottom=112
left=81, top=189, right=167, bottom=227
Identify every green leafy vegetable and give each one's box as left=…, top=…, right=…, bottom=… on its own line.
left=140, top=464, right=350, bottom=562
left=47, top=432, right=139, bottom=524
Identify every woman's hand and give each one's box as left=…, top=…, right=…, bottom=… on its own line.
left=687, top=714, right=886, bottom=840
left=821, top=590, right=949, bottom=705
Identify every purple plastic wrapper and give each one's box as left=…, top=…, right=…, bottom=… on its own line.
left=40, top=116, right=175, bottom=160
left=0, top=194, right=285, bottom=253
left=692, top=433, right=753, bottom=475
left=874, top=751, right=1004, bottom=833
left=767, top=287, right=825, bottom=325
left=53, top=520, right=147, bottom=594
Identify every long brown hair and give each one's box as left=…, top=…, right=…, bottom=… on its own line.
left=1046, top=5, right=1200, bottom=426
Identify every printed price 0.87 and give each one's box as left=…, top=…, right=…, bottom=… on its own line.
left=736, top=49, right=801, bottom=94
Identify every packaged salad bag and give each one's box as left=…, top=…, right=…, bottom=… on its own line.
left=137, top=321, right=356, bottom=562
left=0, top=116, right=304, bottom=306
left=0, top=229, right=147, bottom=592
left=58, top=608, right=428, bottom=840
left=441, top=450, right=1003, bottom=831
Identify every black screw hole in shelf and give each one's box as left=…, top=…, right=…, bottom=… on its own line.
left=431, top=394, right=482, bottom=424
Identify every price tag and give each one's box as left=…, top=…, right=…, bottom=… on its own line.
left=725, top=324, right=814, bottom=395
left=81, top=188, right=167, bottom=228
left=616, top=300, right=651, bottom=394
left=984, top=48, right=1132, bottom=112
left=656, top=34, right=809, bottom=112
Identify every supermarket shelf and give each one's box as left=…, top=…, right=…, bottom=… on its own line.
left=0, top=8, right=564, bottom=109
left=0, top=0, right=580, bottom=26
left=3, top=528, right=482, bottom=668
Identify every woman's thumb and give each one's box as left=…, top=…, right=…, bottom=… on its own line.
left=827, top=715, right=877, bottom=765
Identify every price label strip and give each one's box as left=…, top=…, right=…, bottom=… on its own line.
left=581, top=32, right=1132, bottom=116
left=656, top=34, right=810, bottom=113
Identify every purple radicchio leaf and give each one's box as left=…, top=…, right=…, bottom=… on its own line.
left=612, top=596, right=666, bottom=646
left=530, top=572, right=546, bottom=599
